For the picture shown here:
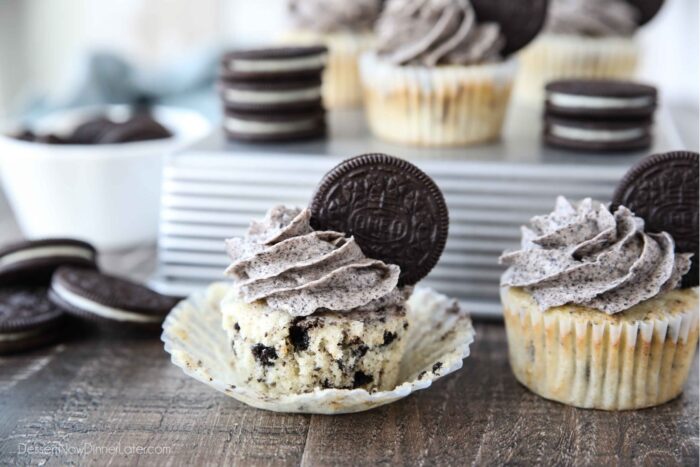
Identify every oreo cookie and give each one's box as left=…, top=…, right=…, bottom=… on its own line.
left=611, top=151, right=699, bottom=287
left=70, top=116, right=114, bottom=144
left=0, top=239, right=97, bottom=284
left=546, top=80, right=658, bottom=120
left=98, top=114, right=172, bottom=144
left=223, top=108, right=326, bottom=143
left=218, top=78, right=323, bottom=112
left=471, top=0, right=549, bottom=56
left=220, top=46, right=328, bottom=81
left=544, top=115, right=652, bottom=152
left=627, top=0, right=665, bottom=26
left=49, top=267, right=179, bottom=329
left=310, top=154, right=449, bottom=286
left=0, top=286, right=65, bottom=355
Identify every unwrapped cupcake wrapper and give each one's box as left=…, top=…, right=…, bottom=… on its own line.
left=502, top=287, right=699, bottom=410
left=515, top=34, right=639, bottom=104
left=281, top=30, right=375, bottom=109
left=162, top=283, right=474, bottom=414
left=359, top=53, right=516, bottom=147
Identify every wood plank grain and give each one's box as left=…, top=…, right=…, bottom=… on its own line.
left=300, top=324, right=699, bottom=467
left=0, top=333, right=311, bottom=466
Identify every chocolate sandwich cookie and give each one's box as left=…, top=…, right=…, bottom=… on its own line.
left=218, top=78, right=323, bottom=112
left=546, top=80, right=658, bottom=119
left=0, top=286, right=65, bottom=355
left=70, top=116, right=115, bottom=144
left=98, top=114, right=172, bottom=144
left=611, top=151, right=699, bottom=287
left=627, top=0, right=665, bottom=26
left=310, top=153, right=449, bottom=286
left=220, top=46, right=328, bottom=81
left=49, top=267, right=179, bottom=329
left=223, top=108, right=326, bottom=143
left=471, top=0, right=549, bottom=56
left=0, top=239, right=97, bottom=284
left=544, top=115, right=652, bottom=152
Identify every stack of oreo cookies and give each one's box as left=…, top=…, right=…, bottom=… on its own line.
left=543, top=79, right=658, bottom=152
left=218, top=46, right=328, bottom=143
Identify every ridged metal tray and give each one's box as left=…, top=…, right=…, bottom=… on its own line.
left=152, top=106, right=680, bottom=318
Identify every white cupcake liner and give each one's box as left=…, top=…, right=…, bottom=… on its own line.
left=502, top=287, right=699, bottom=410
left=162, top=283, right=474, bottom=414
left=515, top=34, right=639, bottom=105
left=359, top=52, right=516, bottom=147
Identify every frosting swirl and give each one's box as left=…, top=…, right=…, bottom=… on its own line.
left=375, top=0, right=505, bottom=66
left=287, top=0, right=382, bottom=33
left=546, top=0, right=640, bottom=37
left=225, top=206, right=404, bottom=316
left=500, top=197, right=692, bottom=314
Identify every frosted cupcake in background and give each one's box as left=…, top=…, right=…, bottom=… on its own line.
left=281, top=0, right=382, bottom=108
left=515, top=0, right=664, bottom=104
left=499, top=196, right=697, bottom=410
left=359, top=0, right=546, bottom=147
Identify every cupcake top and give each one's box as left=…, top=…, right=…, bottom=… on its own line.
left=375, top=0, right=505, bottom=66
left=500, top=197, right=692, bottom=314
left=225, top=206, right=407, bottom=317
left=545, top=0, right=640, bottom=37
left=287, top=0, right=383, bottom=33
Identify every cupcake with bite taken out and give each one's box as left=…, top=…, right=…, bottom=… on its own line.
left=359, top=0, right=546, bottom=147
left=500, top=194, right=698, bottom=410
left=281, top=0, right=383, bottom=108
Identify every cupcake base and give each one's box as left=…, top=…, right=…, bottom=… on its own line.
left=220, top=288, right=408, bottom=395
left=161, top=283, right=475, bottom=414
left=502, top=286, right=699, bottom=410
left=359, top=53, right=516, bottom=147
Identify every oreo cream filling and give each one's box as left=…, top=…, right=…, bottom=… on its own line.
left=0, top=246, right=94, bottom=267
left=548, top=93, right=653, bottom=110
left=550, top=125, right=646, bottom=142
left=500, top=197, right=692, bottom=314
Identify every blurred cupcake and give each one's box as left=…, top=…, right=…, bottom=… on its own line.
left=515, top=0, right=660, bottom=104
left=500, top=197, right=697, bottom=410
left=359, top=0, right=518, bottom=147
left=281, top=0, right=382, bottom=108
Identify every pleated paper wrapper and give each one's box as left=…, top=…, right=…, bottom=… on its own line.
left=162, top=283, right=474, bottom=414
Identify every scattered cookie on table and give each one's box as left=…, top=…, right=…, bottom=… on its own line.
left=49, top=266, right=180, bottom=330
left=0, top=286, right=66, bottom=355
left=0, top=238, right=97, bottom=284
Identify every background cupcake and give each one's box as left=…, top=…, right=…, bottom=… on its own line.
left=281, top=0, right=383, bottom=108
left=359, top=0, right=545, bottom=147
left=499, top=197, right=697, bottom=410
left=515, top=0, right=664, bottom=104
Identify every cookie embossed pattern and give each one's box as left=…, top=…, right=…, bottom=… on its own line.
left=310, top=154, right=449, bottom=286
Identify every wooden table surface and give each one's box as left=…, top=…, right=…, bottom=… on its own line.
left=0, top=164, right=699, bottom=465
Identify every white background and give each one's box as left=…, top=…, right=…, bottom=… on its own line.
left=0, top=0, right=697, bottom=120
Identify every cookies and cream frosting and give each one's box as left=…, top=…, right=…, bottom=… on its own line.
left=225, top=206, right=405, bottom=316
left=500, top=197, right=692, bottom=314
left=287, top=0, right=382, bottom=33
left=546, top=0, right=640, bottom=37
left=375, top=0, right=505, bottom=66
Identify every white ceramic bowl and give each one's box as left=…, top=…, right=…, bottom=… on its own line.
left=0, top=106, right=211, bottom=250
